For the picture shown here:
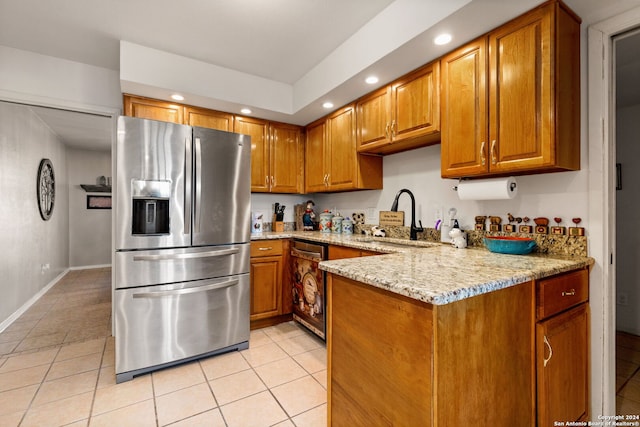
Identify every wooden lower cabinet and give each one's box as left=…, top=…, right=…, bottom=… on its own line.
left=249, top=240, right=292, bottom=329
left=327, top=274, right=535, bottom=426
left=535, top=268, right=589, bottom=425
left=328, top=245, right=382, bottom=260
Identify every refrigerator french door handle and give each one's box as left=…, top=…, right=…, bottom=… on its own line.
left=132, top=248, right=240, bottom=261
left=184, top=137, right=192, bottom=235
left=194, top=137, right=202, bottom=233
left=132, top=279, right=240, bottom=298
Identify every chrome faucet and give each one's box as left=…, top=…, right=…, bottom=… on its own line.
left=390, top=189, right=424, bottom=240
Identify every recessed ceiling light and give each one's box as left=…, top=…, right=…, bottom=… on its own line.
left=365, top=76, right=379, bottom=85
left=240, top=108, right=252, bottom=115
left=434, top=33, right=452, bottom=46
left=322, top=102, right=334, bottom=109
left=171, top=94, right=184, bottom=101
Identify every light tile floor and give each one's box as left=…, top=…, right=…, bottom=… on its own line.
left=0, top=268, right=327, bottom=426
left=616, top=331, right=640, bottom=415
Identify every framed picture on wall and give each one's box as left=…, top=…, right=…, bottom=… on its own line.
left=87, top=195, right=111, bottom=209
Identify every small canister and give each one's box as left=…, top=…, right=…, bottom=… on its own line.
left=332, top=213, right=343, bottom=233
left=342, top=218, right=353, bottom=235
left=319, top=210, right=333, bottom=233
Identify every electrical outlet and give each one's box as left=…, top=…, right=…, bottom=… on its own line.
left=617, top=292, right=629, bottom=306
left=366, top=208, right=375, bottom=222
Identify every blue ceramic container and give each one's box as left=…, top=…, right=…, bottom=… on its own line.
left=484, top=236, right=536, bottom=255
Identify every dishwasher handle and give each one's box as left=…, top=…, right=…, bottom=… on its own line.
left=291, top=247, right=323, bottom=260
left=133, top=248, right=240, bottom=261
left=132, top=279, right=239, bottom=298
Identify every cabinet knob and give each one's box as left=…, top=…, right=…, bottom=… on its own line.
left=258, top=247, right=272, bottom=251
left=391, top=120, right=396, bottom=138
left=265, top=176, right=270, bottom=188
left=481, top=141, right=486, bottom=166
left=271, top=176, right=276, bottom=188
left=385, top=123, right=390, bottom=139
left=561, top=289, right=576, bottom=297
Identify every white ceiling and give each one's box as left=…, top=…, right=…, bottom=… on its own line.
left=1, top=0, right=640, bottom=151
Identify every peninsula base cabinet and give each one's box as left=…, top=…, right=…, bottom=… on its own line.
left=536, top=268, right=590, bottom=425
left=326, top=267, right=589, bottom=426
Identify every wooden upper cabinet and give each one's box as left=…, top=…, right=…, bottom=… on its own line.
left=305, top=120, right=329, bottom=193
left=357, top=62, right=440, bottom=155
left=441, top=0, right=581, bottom=178
left=440, top=38, right=489, bottom=177
left=306, top=105, right=382, bottom=193
left=123, top=94, right=184, bottom=124
left=184, top=106, right=233, bottom=131
left=270, top=123, right=303, bottom=193
left=234, top=116, right=270, bottom=192
left=235, top=117, right=303, bottom=193
left=356, top=86, right=390, bottom=148
left=327, top=106, right=357, bottom=190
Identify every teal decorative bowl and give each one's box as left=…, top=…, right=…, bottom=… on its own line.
left=484, top=236, right=536, bottom=255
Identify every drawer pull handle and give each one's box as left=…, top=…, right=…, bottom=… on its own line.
left=258, top=247, right=272, bottom=251
left=561, top=289, right=576, bottom=297
left=543, top=335, right=553, bottom=367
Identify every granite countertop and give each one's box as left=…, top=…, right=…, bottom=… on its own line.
left=251, top=231, right=594, bottom=305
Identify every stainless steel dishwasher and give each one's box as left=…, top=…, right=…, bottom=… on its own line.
left=290, top=239, right=328, bottom=340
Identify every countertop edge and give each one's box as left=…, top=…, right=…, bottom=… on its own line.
left=251, top=231, right=595, bottom=305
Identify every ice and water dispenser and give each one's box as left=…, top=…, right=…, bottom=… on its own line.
left=131, top=180, right=171, bottom=235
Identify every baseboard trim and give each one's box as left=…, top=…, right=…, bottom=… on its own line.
left=0, top=268, right=70, bottom=333
left=69, top=263, right=111, bottom=271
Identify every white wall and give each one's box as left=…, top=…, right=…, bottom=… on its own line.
left=0, top=45, right=121, bottom=115
left=616, top=103, right=640, bottom=335
left=314, top=144, right=589, bottom=236
left=0, top=102, right=70, bottom=325
left=67, top=148, right=112, bottom=268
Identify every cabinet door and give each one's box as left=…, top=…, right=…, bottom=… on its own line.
left=250, top=256, right=282, bottom=320
left=123, top=95, right=184, bottom=124
left=270, top=123, right=303, bottom=193
left=488, top=4, right=553, bottom=173
left=327, top=106, right=357, bottom=190
left=328, top=245, right=362, bottom=260
left=537, top=304, right=589, bottom=424
left=356, top=87, right=391, bottom=150
left=305, top=120, right=328, bottom=193
left=391, top=62, right=439, bottom=142
left=185, top=106, right=233, bottom=131
left=440, top=38, right=489, bottom=178
left=235, top=116, right=270, bottom=192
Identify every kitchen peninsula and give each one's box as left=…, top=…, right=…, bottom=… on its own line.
left=252, top=232, right=593, bottom=426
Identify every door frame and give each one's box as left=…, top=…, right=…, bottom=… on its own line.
left=587, top=6, right=640, bottom=415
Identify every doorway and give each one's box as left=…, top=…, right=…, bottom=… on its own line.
left=614, top=27, right=640, bottom=413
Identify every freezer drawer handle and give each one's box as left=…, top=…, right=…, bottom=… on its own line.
left=132, top=279, right=239, bottom=298
left=132, top=248, right=240, bottom=261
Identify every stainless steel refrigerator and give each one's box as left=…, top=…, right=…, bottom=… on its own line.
left=114, top=116, right=251, bottom=383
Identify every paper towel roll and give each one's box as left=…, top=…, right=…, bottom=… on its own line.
left=456, top=177, right=518, bottom=200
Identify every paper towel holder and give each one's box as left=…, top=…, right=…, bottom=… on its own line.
left=452, top=179, right=517, bottom=192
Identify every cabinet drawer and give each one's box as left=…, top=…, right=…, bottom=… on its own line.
left=250, top=240, right=283, bottom=257
left=536, top=269, right=588, bottom=320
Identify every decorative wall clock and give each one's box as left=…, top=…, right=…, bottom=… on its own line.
left=37, top=158, right=55, bottom=220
